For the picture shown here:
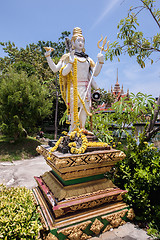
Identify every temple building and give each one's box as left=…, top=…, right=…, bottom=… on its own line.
left=110, top=69, right=129, bottom=102
left=97, top=69, right=129, bottom=112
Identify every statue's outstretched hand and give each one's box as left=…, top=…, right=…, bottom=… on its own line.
left=97, top=52, right=104, bottom=64
left=69, top=50, right=75, bottom=64
left=44, top=47, right=54, bottom=57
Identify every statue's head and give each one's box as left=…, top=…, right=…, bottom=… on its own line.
left=71, top=27, right=85, bottom=52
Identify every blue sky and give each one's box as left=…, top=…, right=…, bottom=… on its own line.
left=0, top=0, right=160, bottom=97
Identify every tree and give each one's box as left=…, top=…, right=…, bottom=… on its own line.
left=0, top=68, right=52, bottom=139
left=0, top=31, right=71, bottom=134
left=106, top=0, right=160, bottom=68
left=104, top=0, right=160, bottom=142
left=0, top=31, right=70, bottom=84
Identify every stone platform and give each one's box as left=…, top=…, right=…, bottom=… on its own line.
left=33, top=146, right=135, bottom=240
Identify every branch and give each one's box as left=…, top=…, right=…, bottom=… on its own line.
left=133, top=7, right=145, bottom=17
left=128, top=41, right=160, bottom=53
left=140, top=0, right=160, bottom=28
left=145, top=126, right=160, bottom=141
left=145, top=96, right=160, bottom=141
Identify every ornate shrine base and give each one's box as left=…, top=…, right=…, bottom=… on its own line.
left=33, top=146, right=135, bottom=240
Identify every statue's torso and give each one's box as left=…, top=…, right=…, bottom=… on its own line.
left=76, top=57, right=90, bottom=85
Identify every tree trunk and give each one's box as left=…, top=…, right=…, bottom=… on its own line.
left=54, top=74, right=59, bottom=140
left=145, top=96, right=160, bottom=141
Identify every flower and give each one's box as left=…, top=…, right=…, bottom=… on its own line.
left=68, top=130, right=88, bottom=154
left=50, top=136, right=63, bottom=152
left=62, top=131, right=68, bottom=135
left=87, top=142, right=108, bottom=147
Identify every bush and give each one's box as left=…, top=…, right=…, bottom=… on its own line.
left=0, top=68, right=52, bottom=139
left=0, top=184, right=42, bottom=239
left=112, top=133, right=160, bottom=237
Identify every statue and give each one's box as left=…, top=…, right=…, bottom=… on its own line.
left=44, top=27, right=109, bottom=134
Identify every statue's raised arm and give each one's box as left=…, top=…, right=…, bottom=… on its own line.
left=44, top=47, right=63, bottom=73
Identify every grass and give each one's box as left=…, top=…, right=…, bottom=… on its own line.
left=0, top=135, right=42, bottom=162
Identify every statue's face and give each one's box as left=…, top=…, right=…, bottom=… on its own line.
left=73, top=36, right=84, bottom=52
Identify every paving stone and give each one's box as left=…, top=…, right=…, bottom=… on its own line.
left=113, top=223, right=138, bottom=238
left=90, top=236, right=102, bottom=240
left=129, top=228, right=151, bottom=240
left=101, top=230, right=121, bottom=240
left=0, top=156, right=50, bottom=189
left=113, top=222, right=150, bottom=240
left=122, top=236, right=138, bottom=240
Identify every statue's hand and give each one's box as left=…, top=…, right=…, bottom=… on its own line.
left=44, top=47, right=54, bottom=58
left=69, top=50, right=75, bottom=64
left=97, top=52, right=104, bottom=64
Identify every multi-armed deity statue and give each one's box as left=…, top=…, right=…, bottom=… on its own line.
left=44, top=27, right=108, bottom=135
left=34, top=28, right=134, bottom=240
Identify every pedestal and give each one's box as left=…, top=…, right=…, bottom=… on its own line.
left=33, top=146, right=135, bottom=240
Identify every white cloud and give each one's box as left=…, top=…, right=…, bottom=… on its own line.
left=90, top=0, right=120, bottom=31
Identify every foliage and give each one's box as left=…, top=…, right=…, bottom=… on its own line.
left=91, top=88, right=115, bottom=109
left=0, top=184, right=42, bottom=239
left=0, top=31, right=70, bottom=82
left=0, top=31, right=71, bottom=133
left=112, top=132, right=160, bottom=238
left=91, top=92, right=160, bottom=237
left=86, top=112, right=114, bottom=143
left=105, top=0, right=160, bottom=68
left=88, top=92, right=157, bottom=144
left=0, top=68, right=52, bottom=138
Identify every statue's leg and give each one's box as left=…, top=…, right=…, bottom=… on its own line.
left=79, top=99, right=90, bottom=129
left=68, top=86, right=76, bottom=133
left=79, top=107, right=87, bottom=129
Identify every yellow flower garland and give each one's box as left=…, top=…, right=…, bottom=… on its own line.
left=87, top=142, right=108, bottom=148
left=68, top=130, right=88, bottom=154
left=67, top=73, right=71, bottom=120
left=50, top=136, right=64, bottom=153
left=59, top=58, right=92, bottom=128
left=47, top=129, right=109, bottom=156
left=72, top=58, right=79, bottom=127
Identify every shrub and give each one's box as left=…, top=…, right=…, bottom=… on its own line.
left=0, top=68, right=52, bottom=139
left=111, top=133, right=160, bottom=237
left=0, top=184, right=42, bottom=239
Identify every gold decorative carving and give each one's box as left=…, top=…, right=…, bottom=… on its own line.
left=36, top=146, right=49, bottom=159
left=103, top=224, right=112, bottom=233
left=46, top=159, right=112, bottom=180
left=81, top=233, right=91, bottom=240
left=38, top=146, right=126, bottom=173
left=46, top=233, right=58, bottom=240
left=68, top=230, right=83, bottom=240
left=58, top=221, right=92, bottom=240
left=54, top=208, right=65, bottom=218
left=90, top=218, right=104, bottom=235
left=58, top=166, right=112, bottom=180
left=69, top=196, right=118, bottom=214
left=42, top=172, right=115, bottom=200
left=102, top=209, right=128, bottom=230
left=127, top=208, right=135, bottom=220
